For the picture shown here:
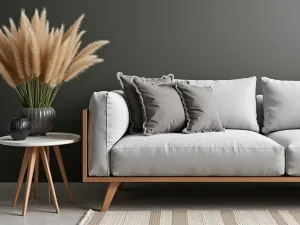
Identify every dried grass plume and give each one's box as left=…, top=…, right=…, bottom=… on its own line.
left=0, top=9, right=109, bottom=107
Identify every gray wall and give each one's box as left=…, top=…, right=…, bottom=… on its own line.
left=1, top=0, right=300, bottom=181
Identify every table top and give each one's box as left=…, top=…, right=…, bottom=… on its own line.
left=0, top=132, right=81, bottom=147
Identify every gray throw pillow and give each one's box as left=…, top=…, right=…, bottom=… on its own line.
left=175, top=82, right=224, bottom=133
left=261, top=77, right=300, bottom=133
left=117, top=72, right=174, bottom=133
left=133, top=78, right=185, bottom=135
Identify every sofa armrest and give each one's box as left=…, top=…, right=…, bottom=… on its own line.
left=88, top=91, right=129, bottom=176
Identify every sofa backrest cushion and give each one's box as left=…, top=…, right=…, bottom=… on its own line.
left=261, top=77, right=300, bottom=133
left=176, top=77, right=259, bottom=132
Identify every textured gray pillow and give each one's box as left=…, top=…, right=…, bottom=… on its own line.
left=175, top=82, right=224, bottom=133
left=117, top=72, right=174, bottom=133
left=262, top=77, right=300, bottom=133
left=133, top=78, right=185, bottom=135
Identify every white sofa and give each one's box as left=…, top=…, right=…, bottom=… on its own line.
left=82, top=91, right=300, bottom=211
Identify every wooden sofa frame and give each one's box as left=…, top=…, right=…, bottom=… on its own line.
left=82, top=109, right=300, bottom=211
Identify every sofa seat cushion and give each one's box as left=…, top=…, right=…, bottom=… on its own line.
left=267, top=130, right=300, bottom=176
left=111, top=130, right=284, bottom=176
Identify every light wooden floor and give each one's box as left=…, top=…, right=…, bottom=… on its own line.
left=2, top=182, right=300, bottom=225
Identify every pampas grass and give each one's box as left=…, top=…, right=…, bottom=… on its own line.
left=0, top=9, right=109, bottom=107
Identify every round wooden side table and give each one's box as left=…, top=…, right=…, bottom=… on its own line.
left=0, top=132, right=81, bottom=216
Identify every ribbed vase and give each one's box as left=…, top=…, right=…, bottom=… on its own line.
left=8, top=117, right=30, bottom=140
left=19, top=107, right=56, bottom=136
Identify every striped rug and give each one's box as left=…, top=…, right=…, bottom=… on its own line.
left=79, top=209, right=300, bottom=225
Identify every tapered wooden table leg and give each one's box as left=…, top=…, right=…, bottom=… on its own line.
left=22, top=147, right=37, bottom=216
left=40, top=147, right=59, bottom=213
left=34, top=150, right=39, bottom=199
left=54, top=146, right=72, bottom=203
left=13, top=148, right=30, bottom=208
left=46, top=146, right=51, bottom=204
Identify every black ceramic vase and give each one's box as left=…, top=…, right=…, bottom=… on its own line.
left=18, top=107, right=56, bottom=136
left=8, top=117, right=30, bottom=140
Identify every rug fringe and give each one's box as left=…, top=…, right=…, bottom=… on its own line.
left=78, top=209, right=94, bottom=225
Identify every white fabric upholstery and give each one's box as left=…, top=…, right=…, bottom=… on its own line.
left=267, top=130, right=300, bottom=176
left=88, top=91, right=129, bottom=176
left=176, top=77, right=259, bottom=132
left=261, top=77, right=300, bottom=133
left=111, top=130, right=284, bottom=176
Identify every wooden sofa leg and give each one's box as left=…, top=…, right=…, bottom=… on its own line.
left=118, top=183, right=124, bottom=190
left=100, top=182, right=120, bottom=212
